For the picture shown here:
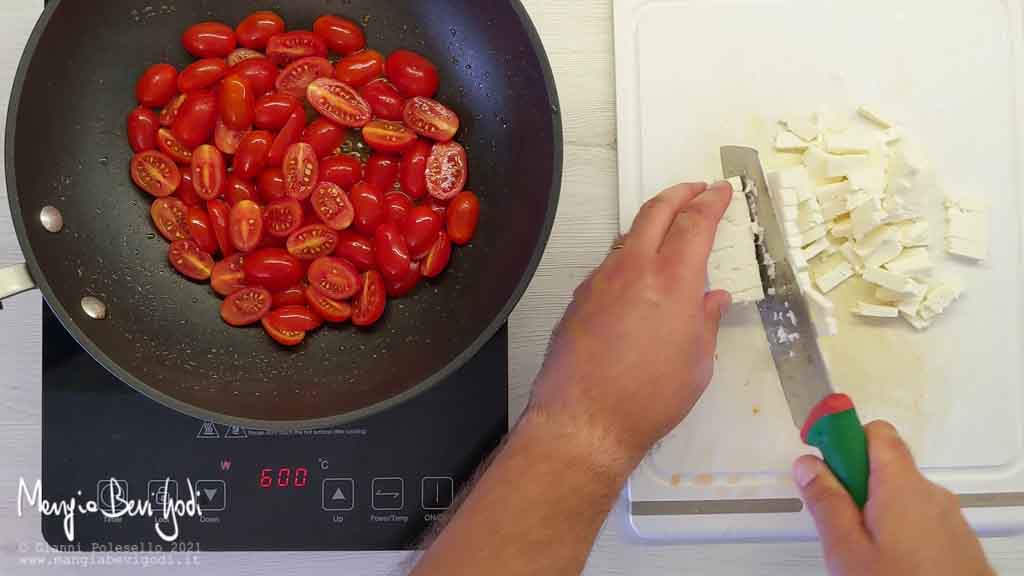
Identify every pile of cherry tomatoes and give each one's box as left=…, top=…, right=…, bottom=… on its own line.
left=127, top=12, right=480, bottom=346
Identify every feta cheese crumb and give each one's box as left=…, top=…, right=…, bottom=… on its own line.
left=857, top=105, right=897, bottom=129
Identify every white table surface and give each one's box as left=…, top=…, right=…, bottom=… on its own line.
left=1, top=1, right=1023, bottom=574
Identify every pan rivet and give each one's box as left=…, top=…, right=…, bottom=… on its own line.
left=39, top=206, right=63, bottom=233
left=81, top=296, right=107, bottom=320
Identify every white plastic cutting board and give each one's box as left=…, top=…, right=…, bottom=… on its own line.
left=614, top=0, right=1024, bottom=541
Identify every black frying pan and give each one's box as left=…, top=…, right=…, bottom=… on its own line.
left=4, top=0, right=561, bottom=430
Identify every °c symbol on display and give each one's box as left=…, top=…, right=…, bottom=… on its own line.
left=197, top=421, right=220, bottom=439
left=319, top=458, right=329, bottom=470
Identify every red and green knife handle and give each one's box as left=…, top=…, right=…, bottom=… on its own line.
left=800, top=394, right=869, bottom=508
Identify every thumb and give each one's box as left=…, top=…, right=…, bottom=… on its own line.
left=794, top=455, right=873, bottom=564
left=702, top=290, right=731, bottom=347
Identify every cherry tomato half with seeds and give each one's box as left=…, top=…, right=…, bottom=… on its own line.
left=157, top=128, right=193, bottom=165
left=305, top=287, right=353, bottom=323
left=301, top=118, right=346, bottom=158
left=176, top=172, right=202, bottom=206
left=206, top=199, right=234, bottom=257
left=151, top=197, right=190, bottom=241
left=264, top=198, right=304, bottom=238
left=243, top=248, right=304, bottom=292
left=267, top=107, right=307, bottom=168
left=306, top=78, right=372, bottom=128
left=232, top=58, right=279, bottom=97
left=219, top=74, right=255, bottom=130
left=186, top=206, right=218, bottom=254
left=399, top=139, right=431, bottom=200
left=276, top=56, right=333, bottom=99
left=283, top=142, right=320, bottom=200
left=159, top=93, right=187, bottom=127
left=335, top=230, right=376, bottom=271
left=373, top=223, right=412, bottom=282
left=169, top=239, right=214, bottom=281
left=221, top=286, right=272, bottom=327
left=182, top=22, right=237, bottom=59
left=178, top=58, right=228, bottom=93
left=386, top=49, right=439, bottom=98
left=267, top=31, right=327, bottom=67
left=403, top=97, right=460, bottom=142
left=420, top=231, right=452, bottom=279
left=236, top=11, right=285, bottom=51
left=131, top=150, right=181, bottom=198
left=447, top=191, right=481, bottom=245
left=212, top=253, right=247, bottom=296
left=227, top=48, right=265, bottom=67
left=213, top=119, right=247, bottom=155
left=384, top=193, right=413, bottom=226
left=352, top=270, right=387, bottom=327
left=172, top=90, right=218, bottom=149
left=311, top=182, right=355, bottom=230
left=229, top=200, right=264, bottom=252
left=267, top=305, right=323, bottom=332
left=320, top=154, right=362, bottom=189
left=426, top=141, right=468, bottom=200
left=191, top=144, right=226, bottom=200
left=225, top=175, right=256, bottom=206
left=136, top=63, right=178, bottom=108
left=273, top=284, right=308, bottom=308
left=350, top=181, right=387, bottom=236
left=127, top=106, right=159, bottom=153
left=258, top=168, right=288, bottom=203
left=262, top=316, right=306, bottom=347
left=233, top=130, right=274, bottom=180
left=308, top=256, right=361, bottom=300
left=313, top=15, right=366, bottom=55
left=386, top=258, right=421, bottom=298
left=359, top=79, right=405, bottom=121
left=333, top=49, right=384, bottom=88
left=253, top=92, right=301, bottom=130
left=402, top=205, right=444, bottom=260
left=362, top=120, right=417, bottom=154
left=365, top=154, right=400, bottom=193
left=286, top=224, right=339, bottom=261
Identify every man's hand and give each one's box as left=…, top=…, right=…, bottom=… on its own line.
left=795, top=421, right=994, bottom=576
left=529, top=180, right=733, bottom=470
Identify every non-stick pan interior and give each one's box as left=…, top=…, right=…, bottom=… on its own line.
left=7, top=0, right=561, bottom=428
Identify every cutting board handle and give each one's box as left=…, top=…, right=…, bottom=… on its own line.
left=801, top=394, right=869, bottom=508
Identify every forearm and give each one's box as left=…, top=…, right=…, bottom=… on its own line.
left=412, top=407, right=638, bottom=576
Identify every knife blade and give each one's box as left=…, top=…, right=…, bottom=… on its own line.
left=721, top=146, right=869, bottom=507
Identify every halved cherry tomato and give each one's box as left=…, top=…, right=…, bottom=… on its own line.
left=236, top=11, right=285, bottom=50
left=213, top=119, right=247, bottom=155
left=365, top=154, right=400, bottom=193
left=178, top=58, right=228, bottom=93
left=151, top=197, right=190, bottom=241
left=286, top=224, right=339, bottom=261
left=182, top=22, right=236, bottom=59
left=232, top=58, right=279, bottom=97
left=313, top=15, right=365, bottom=55
left=258, top=168, right=288, bottom=203
left=283, top=142, right=319, bottom=200
left=244, top=248, right=304, bottom=292
left=421, top=231, right=452, bottom=278
left=399, top=139, right=431, bottom=200
left=350, top=181, right=387, bottom=236
left=191, top=144, right=226, bottom=200
left=402, top=205, right=443, bottom=259
left=386, top=49, right=439, bottom=98
left=225, top=175, right=256, bottom=206
left=159, top=93, right=187, bottom=127
left=157, top=128, right=193, bottom=165
left=267, top=305, right=323, bottom=331
left=176, top=172, right=202, bottom=206
left=227, top=48, right=265, bottom=67
left=426, top=141, right=468, bottom=200
left=267, top=31, right=327, bottom=67
left=335, top=230, right=376, bottom=271
left=262, top=316, right=306, bottom=346
left=220, top=74, right=255, bottom=130
left=229, top=200, right=264, bottom=252
left=362, top=120, right=417, bottom=154
left=305, top=287, right=353, bottom=323
left=384, top=193, right=413, bottom=226
left=373, top=223, right=412, bottom=282
left=136, top=63, right=178, bottom=108
left=386, top=258, right=421, bottom=298
left=221, top=286, right=272, bottom=326
left=273, top=284, right=308, bottom=308
left=206, top=199, right=233, bottom=257
left=253, top=93, right=300, bottom=130
left=233, top=130, right=273, bottom=179
left=447, top=191, right=480, bottom=245
left=169, top=239, right=214, bottom=281
left=267, top=107, right=307, bottom=167
left=186, top=206, right=218, bottom=254
left=131, top=150, right=181, bottom=198
left=276, top=56, right=333, bottom=99
left=308, top=256, right=360, bottom=300
left=172, top=90, right=218, bottom=149
left=127, top=107, right=159, bottom=153
left=352, top=270, right=386, bottom=327
left=320, top=154, right=362, bottom=189
left=264, top=198, right=304, bottom=238
left=212, top=253, right=247, bottom=296
left=307, top=78, right=372, bottom=128
left=301, top=119, right=346, bottom=158
left=311, top=182, right=355, bottom=230
left=333, top=49, right=384, bottom=88
left=358, top=78, right=405, bottom=121
left=403, top=97, right=459, bottom=142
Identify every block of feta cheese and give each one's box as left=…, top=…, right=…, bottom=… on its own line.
left=707, top=178, right=764, bottom=303
left=851, top=197, right=888, bottom=240
left=883, top=247, right=933, bottom=278
left=944, top=196, right=989, bottom=261
left=813, top=258, right=856, bottom=293
left=776, top=130, right=810, bottom=152
left=852, top=302, right=900, bottom=318
left=806, top=285, right=839, bottom=337
left=783, top=116, right=819, bottom=142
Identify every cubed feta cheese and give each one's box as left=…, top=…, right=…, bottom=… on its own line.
left=852, top=302, right=900, bottom=318
left=884, top=247, right=933, bottom=278
left=854, top=226, right=899, bottom=257
left=803, top=146, right=829, bottom=180
left=919, top=278, right=965, bottom=321
left=776, top=131, right=810, bottom=152
left=783, top=116, right=819, bottom=142
left=898, top=221, right=930, bottom=247
left=814, top=259, right=856, bottom=293
left=944, top=196, right=990, bottom=261
left=851, top=197, right=888, bottom=240
left=825, top=131, right=875, bottom=155
left=864, top=239, right=903, bottom=269
left=803, top=236, right=833, bottom=261
left=863, top=267, right=916, bottom=294
left=857, top=105, right=897, bottom=129
left=830, top=216, right=854, bottom=239
left=815, top=180, right=854, bottom=202
left=837, top=241, right=864, bottom=272
left=826, top=154, right=872, bottom=179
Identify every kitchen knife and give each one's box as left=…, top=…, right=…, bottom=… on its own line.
left=721, top=146, right=869, bottom=508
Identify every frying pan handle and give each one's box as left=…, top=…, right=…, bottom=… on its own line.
left=0, top=263, right=37, bottom=304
